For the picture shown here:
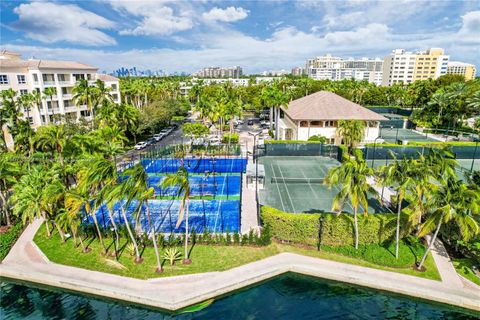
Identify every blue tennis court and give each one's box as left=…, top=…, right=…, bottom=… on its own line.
left=91, top=199, right=240, bottom=233
left=148, top=175, right=241, bottom=197
left=141, top=158, right=247, bottom=174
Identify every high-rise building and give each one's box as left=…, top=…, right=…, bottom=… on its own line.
left=446, top=61, right=476, bottom=81
left=381, top=48, right=449, bottom=86
left=0, top=50, right=120, bottom=129
left=193, top=66, right=242, bottom=78
left=305, top=54, right=383, bottom=85
left=291, top=67, right=304, bottom=76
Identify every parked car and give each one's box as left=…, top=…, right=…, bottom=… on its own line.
left=260, top=120, right=270, bottom=128
left=134, top=141, right=148, bottom=150
left=146, top=138, right=156, bottom=146
left=247, top=119, right=254, bottom=126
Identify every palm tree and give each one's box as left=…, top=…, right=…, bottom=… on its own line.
left=377, top=156, right=415, bottom=258
left=336, top=120, right=365, bottom=152
left=35, top=125, right=67, bottom=168
left=428, top=92, right=450, bottom=128
left=43, top=87, right=57, bottom=123
left=128, top=164, right=162, bottom=272
left=416, top=178, right=479, bottom=270
left=260, top=84, right=290, bottom=139
left=324, top=149, right=377, bottom=249
left=0, top=153, right=21, bottom=226
left=92, top=79, right=113, bottom=110
left=161, top=166, right=192, bottom=264
left=62, top=194, right=89, bottom=253
left=73, top=79, right=95, bottom=127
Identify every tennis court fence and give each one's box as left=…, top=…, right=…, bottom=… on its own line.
left=256, top=143, right=341, bottom=162
left=270, top=177, right=324, bottom=184
left=362, top=145, right=480, bottom=160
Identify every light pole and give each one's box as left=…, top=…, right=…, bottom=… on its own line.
left=471, top=141, right=478, bottom=173
left=371, top=136, right=382, bottom=168
left=249, top=131, right=261, bottom=224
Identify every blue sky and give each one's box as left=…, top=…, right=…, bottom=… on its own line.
left=1, top=1, right=479, bottom=74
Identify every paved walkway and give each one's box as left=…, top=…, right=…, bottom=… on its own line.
left=1, top=219, right=479, bottom=312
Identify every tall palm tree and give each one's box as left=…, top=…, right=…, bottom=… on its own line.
left=128, top=165, right=163, bottom=272
left=161, top=166, right=192, bottom=264
left=377, top=156, right=415, bottom=258
left=336, top=120, right=365, bottom=152
left=324, top=149, right=377, bottom=249
left=35, top=125, right=67, bottom=168
left=43, top=87, right=57, bottom=123
left=73, top=79, right=96, bottom=127
left=416, top=178, right=479, bottom=270
left=0, top=153, right=21, bottom=226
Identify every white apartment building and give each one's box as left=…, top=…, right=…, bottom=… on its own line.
left=446, top=61, right=476, bottom=81
left=0, top=50, right=120, bottom=128
left=306, top=54, right=383, bottom=85
left=192, top=66, right=243, bottom=78
left=382, top=48, right=449, bottom=86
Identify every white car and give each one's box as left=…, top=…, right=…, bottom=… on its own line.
left=134, top=141, right=148, bottom=150
left=153, top=134, right=163, bottom=141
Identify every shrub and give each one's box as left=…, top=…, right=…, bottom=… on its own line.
left=261, top=206, right=400, bottom=247
left=163, top=247, right=182, bottom=265
left=222, top=133, right=239, bottom=144
left=308, top=135, right=328, bottom=143
left=0, top=222, right=24, bottom=261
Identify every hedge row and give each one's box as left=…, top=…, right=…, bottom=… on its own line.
left=265, top=140, right=325, bottom=144
left=261, top=206, right=399, bottom=247
left=0, top=222, right=24, bottom=261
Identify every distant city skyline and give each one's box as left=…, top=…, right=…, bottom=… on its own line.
left=1, top=1, right=479, bottom=74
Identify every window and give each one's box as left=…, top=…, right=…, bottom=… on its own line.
left=325, top=120, right=336, bottom=127
left=111, top=84, right=117, bottom=90
left=33, top=74, right=39, bottom=83
left=310, top=121, right=322, bottom=127
left=58, top=74, right=66, bottom=82
left=28, top=117, right=34, bottom=125
left=17, top=75, right=26, bottom=84
left=0, top=75, right=8, bottom=84
left=62, top=87, right=68, bottom=95
left=299, top=121, right=308, bottom=127
left=20, top=89, right=28, bottom=95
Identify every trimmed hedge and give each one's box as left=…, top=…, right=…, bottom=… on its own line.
left=0, top=222, right=24, bottom=261
left=222, top=133, right=239, bottom=144
left=261, top=206, right=399, bottom=247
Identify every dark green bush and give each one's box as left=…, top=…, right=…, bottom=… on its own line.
left=222, top=133, right=239, bottom=144
left=0, top=222, right=24, bottom=261
left=261, top=206, right=399, bottom=247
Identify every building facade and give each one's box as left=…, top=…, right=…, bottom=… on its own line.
left=381, top=48, right=449, bottom=86
left=192, top=66, right=242, bottom=78
left=446, top=61, right=476, bottom=81
left=277, top=91, right=387, bottom=144
left=291, top=67, right=304, bottom=76
left=0, top=50, right=120, bottom=129
left=305, top=54, right=383, bottom=85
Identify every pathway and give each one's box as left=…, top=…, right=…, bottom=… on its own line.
left=1, top=219, right=479, bottom=312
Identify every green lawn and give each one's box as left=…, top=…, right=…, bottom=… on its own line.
left=453, top=258, right=480, bottom=286
left=33, top=225, right=440, bottom=280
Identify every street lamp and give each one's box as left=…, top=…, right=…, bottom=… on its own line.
left=371, top=136, right=382, bottom=168
left=249, top=131, right=261, bottom=224
left=471, top=141, right=479, bottom=173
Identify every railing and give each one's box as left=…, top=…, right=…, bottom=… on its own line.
left=62, top=93, right=72, bottom=99
left=43, top=81, right=56, bottom=86
left=58, top=81, right=72, bottom=86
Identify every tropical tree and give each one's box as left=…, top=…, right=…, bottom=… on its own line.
left=43, top=87, right=57, bottom=123
left=73, top=79, right=96, bottom=127
left=161, top=166, right=192, bottom=264
left=416, top=178, right=480, bottom=270
left=377, top=156, right=415, bottom=258
left=35, top=125, right=68, bottom=168
left=336, top=120, right=365, bottom=152
left=0, top=153, right=21, bottom=226
left=324, top=150, right=377, bottom=249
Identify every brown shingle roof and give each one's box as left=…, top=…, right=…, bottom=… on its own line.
left=96, top=74, right=119, bottom=81
left=0, top=59, right=97, bottom=70
left=282, top=91, right=387, bottom=121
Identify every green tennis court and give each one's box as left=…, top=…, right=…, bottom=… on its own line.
left=379, top=128, right=438, bottom=143
left=258, top=156, right=385, bottom=214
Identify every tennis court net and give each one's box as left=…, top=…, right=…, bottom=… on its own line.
left=271, top=177, right=324, bottom=184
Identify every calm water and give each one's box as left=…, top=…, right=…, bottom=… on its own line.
left=1, top=273, right=478, bottom=319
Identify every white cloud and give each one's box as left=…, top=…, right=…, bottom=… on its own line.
left=458, top=11, right=480, bottom=39
left=202, top=6, right=249, bottom=22
left=110, top=1, right=194, bottom=36
left=11, top=2, right=116, bottom=46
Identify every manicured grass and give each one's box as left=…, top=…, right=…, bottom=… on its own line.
left=276, top=243, right=440, bottom=281
left=33, top=225, right=440, bottom=280
left=453, top=258, right=480, bottom=286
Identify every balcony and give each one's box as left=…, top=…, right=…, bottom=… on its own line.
left=58, top=80, right=73, bottom=86
left=43, top=81, right=56, bottom=86
left=62, top=93, right=72, bottom=99
left=64, top=106, right=78, bottom=113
